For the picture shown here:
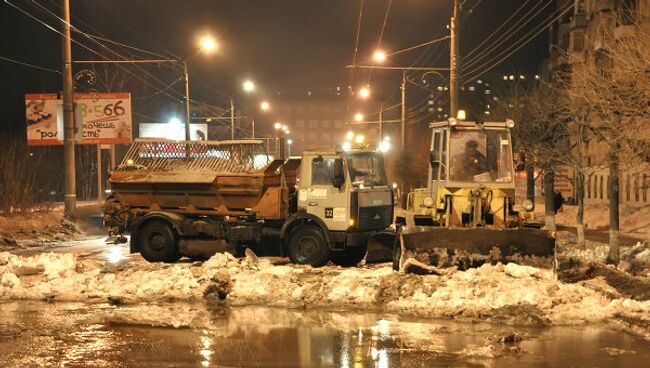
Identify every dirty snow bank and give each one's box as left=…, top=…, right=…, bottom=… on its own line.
left=2, top=250, right=650, bottom=337
left=0, top=207, right=82, bottom=248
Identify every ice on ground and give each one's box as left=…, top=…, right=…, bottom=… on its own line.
left=1, top=251, right=650, bottom=339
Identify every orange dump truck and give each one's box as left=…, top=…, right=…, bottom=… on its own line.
left=103, top=139, right=394, bottom=266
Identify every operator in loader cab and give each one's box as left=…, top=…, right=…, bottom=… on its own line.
left=451, top=139, right=488, bottom=181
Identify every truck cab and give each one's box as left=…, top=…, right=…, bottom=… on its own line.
left=284, top=148, right=393, bottom=266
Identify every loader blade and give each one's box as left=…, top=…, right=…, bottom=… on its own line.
left=365, top=231, right=398, bottom=265
left=397, top=227, right=556, bottom=270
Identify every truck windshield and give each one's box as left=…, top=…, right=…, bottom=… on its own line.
left=347, top=152, right=387, bottom=187
left=448, top=129, right=513, bottom=183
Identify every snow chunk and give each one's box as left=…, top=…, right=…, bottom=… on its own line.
left=1, top=272, right=20, bottom=288
left=504, top=263, right=540, bottom=279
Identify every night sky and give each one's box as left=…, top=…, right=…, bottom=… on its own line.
left=0, top=0, right=553, bottom=136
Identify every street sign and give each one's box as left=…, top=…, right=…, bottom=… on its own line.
left=24, top=92, right=133, bottom=145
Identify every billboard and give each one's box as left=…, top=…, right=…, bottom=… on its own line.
left=25, top=94, right=63, bottom=146
left=139, top=122, right=208, bottom=141
left=75, top=92, right=132, bottom=144
left=25, top=92, right=133, bottom=145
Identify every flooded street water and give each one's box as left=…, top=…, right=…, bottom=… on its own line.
left=0, top=301, right=648, bottom=367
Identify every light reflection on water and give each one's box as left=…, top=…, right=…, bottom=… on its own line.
left=0, top=301, right=648, bottom=367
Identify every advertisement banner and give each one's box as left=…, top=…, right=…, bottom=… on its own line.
left=25, top=92, right=133, bottom=146
left=75, top=92, right=132, bottom=145
left=139, top=122, right=208, bottom=141
left=25, top=93, right=63, bottom=146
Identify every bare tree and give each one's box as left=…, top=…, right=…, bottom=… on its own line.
left=565, top=8, right=650, bottom=263
left=0, top=136, right=57, bottom=215
left=493, top=80, right=570, bottom=231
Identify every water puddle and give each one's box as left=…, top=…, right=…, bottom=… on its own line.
left=0, top=301, right=648, bottom=367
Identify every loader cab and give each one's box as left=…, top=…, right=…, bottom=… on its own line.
left=405, top=119, right=518, bottom=228
left=429, top=119, right=515, bottom=189
left=297, top=149, right=392, bottom=233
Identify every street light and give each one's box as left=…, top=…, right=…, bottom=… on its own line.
left=373, top=50, right=387, bottom=63
left=260, top=100, right=270, bottom=111
left=243, top=80, right=255, bottom=92
left=198, top=35, right=218, bottom=54
left=354, top=112, right=364, bottom=122
left=358, top=86, right=370, bottom=99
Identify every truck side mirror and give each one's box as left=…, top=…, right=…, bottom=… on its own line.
left=332, top=159, right=345, bottom=188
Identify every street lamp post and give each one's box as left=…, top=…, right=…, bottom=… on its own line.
left=274, top=122, right=289, bottom=160
left=183, top=60, right=191, bottom=141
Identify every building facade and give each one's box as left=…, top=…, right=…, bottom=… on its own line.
left=549, top=0, right=650, bottom=205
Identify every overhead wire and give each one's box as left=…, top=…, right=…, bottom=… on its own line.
left=463, top=0, right=551, bottom=70
left=367, top=0, right=392, bottom=84
left=22, top=0, right=228, bottom=117
left=0, top=55, right=60, bottom=74
left=462, top=2, right=573, bottom=82
left=463, top=0, right=532, bottom=60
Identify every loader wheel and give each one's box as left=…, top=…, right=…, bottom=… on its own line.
left=138, top=220, right=180, bottom=263
left=288, top=227, right=330, bottom=267
left=330, top=245, right=368, bottom=267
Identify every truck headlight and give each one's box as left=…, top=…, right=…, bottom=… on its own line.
left=522, top=199, right=534, bottom=212
left=423, top=197, right=435, bottom=208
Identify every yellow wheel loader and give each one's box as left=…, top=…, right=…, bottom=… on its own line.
left=391, top=119, right=555, bottom=270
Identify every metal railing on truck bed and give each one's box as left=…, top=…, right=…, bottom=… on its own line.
left=113, top=139, right=271, bottom=184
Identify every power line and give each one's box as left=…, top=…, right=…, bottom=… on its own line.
left=16, top=0, right=227, bottom=116
left=9, top=0, right=187, bottom=103
left=466, top=0, right=484, bottom=15
left=463, top=0, right=551, bottom=70
left=463, top=2, right=573, bottom=82
left=0, top=55, right=60, bottom=74
left=347, top=0, right=366, bottom=119
left=463, top=0, right=532, bottom=60
left=367, top=0, right=393, bottom=84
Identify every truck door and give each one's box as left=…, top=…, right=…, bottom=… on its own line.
left=302, top=156, right=349, bottom=231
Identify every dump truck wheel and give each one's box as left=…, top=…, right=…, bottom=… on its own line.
left=330, top=245, right=367, bottom=267
left=138, top=220, right=180, bottom=263
left=288, top=227, right=330, bottom=267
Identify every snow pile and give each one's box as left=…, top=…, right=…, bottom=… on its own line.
left=1, top=250, right=650, bottom=337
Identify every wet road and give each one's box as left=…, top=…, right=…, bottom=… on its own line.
left=0, top=301, right=648, bottom=367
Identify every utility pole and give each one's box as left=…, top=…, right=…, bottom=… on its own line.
left=400, top=70, right=407, bottom=150
left=61, top=0, right=76, bottom=218
left=183, top=61, right=191, bottom=141
left=449, top=0, right=460, bottom=118
left=230, top=96, right=235, bottom=140
left=378, top=103, right=384, bottom=140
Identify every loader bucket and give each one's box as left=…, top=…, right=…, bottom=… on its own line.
left=396, top=227, right=556, bottom=271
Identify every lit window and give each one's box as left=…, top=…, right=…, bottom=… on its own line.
left=484, top=89, right=491, bottom=95
left=520, top=75, right=526, bottom=80
left=477, top=79, right=483, bottom=84
left=509, top=75, right=515, bottom=80
left=469, top=86, right=475, bottom=91
left=437, top=86, right=444, bottom=91
left=535, top=75, right=540, bottom=80
left=503, top=75, right=508, bottom=80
